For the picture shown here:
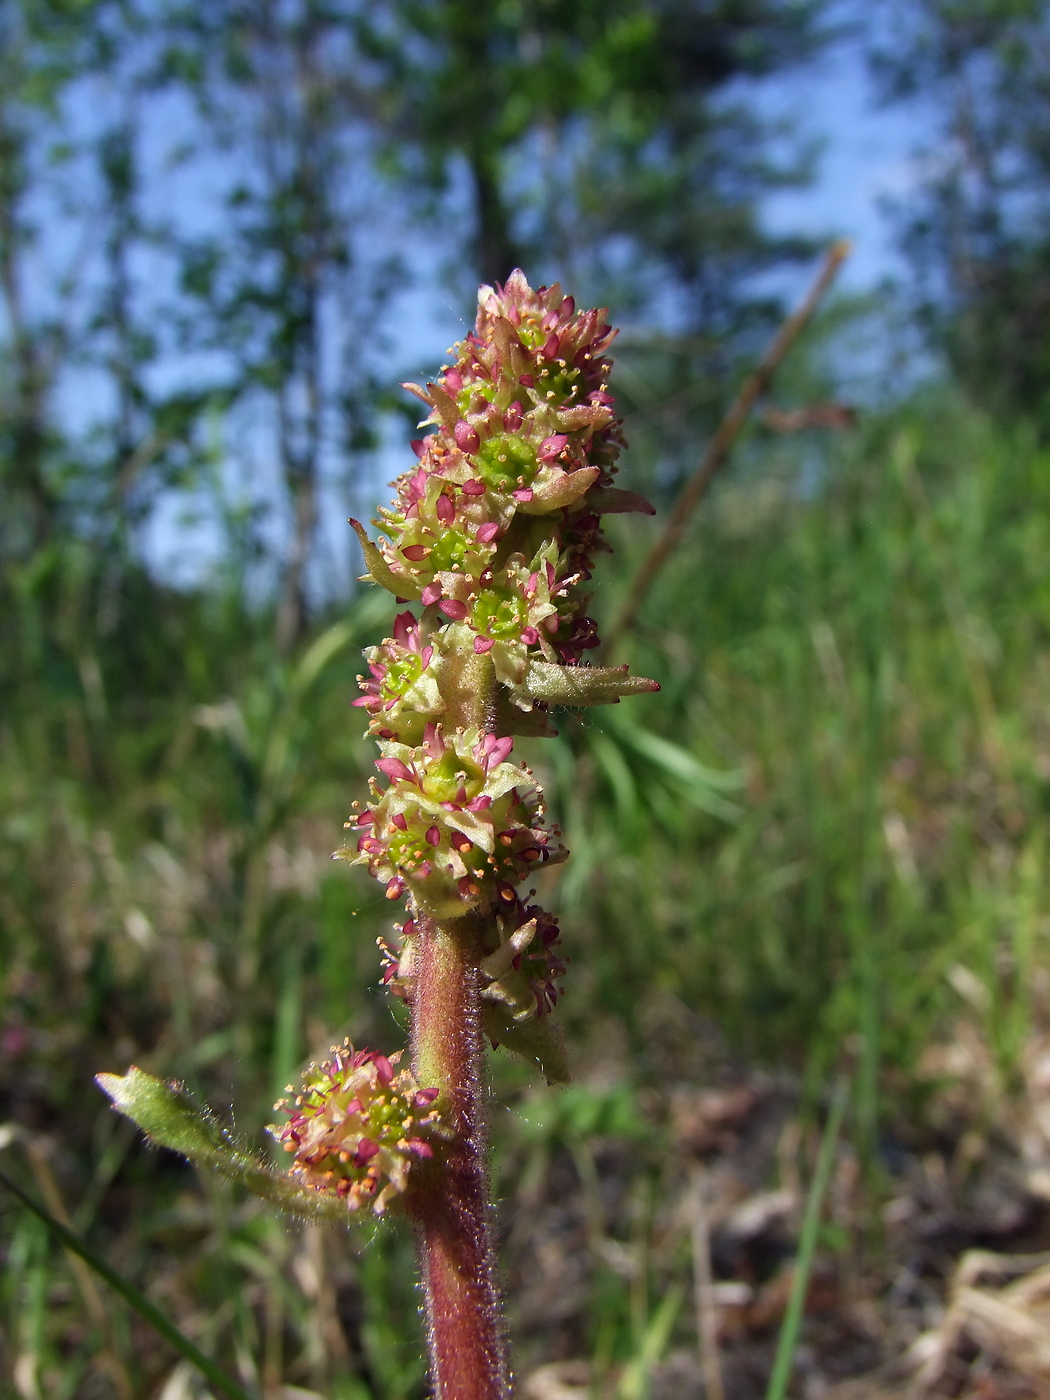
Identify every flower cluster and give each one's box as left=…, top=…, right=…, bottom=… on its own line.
left=482, top=899, right=567, bottom=1021
left=352, top=610, right=442, bottom=744
left=378, top=898, right=566, bottom=1023
left=349, top=271, right=654, bottom=710
left=340, top=722, right=565, bottom=917
left=271, top=1042, right=442, bottom=1214
left=344, top=271, right=657, bottom=1059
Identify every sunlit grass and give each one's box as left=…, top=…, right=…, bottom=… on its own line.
left=4, top=386, right=1050, bottom=1393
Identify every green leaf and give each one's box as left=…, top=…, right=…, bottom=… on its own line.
left=348, top=519, right=423, bottom=600
left=516, top=661, right=659, bottom=708
left=591, top=486, right=655, bottom=516
left=765, top=1075, right=851, bottom=1400
left=602, top=709, right=745, bottom=820
left=96, top=1067, right=354, bottom=1225
left=289, top=618, right=356, bottom=698
left=0, top=1167, right=258, bottom=1400
left=482, top=1008, right=571, bottom=1085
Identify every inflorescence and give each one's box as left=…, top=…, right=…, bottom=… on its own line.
left=271, top=1043, right=443, bottom=1215
left=273, top=271, right=656, bottom=1210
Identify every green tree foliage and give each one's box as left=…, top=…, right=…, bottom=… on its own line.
left=359, top=0, right=831, bottom=510
left=0, top=0, right=228, bottom=565
left=874, top=0, right=1050, bottom=419
left=154, top=0, right=402, bottom=646
left=1, top=0, right=103, bottom=557
left=362, top=1, right=825, bottom=351
left=1, top=0, right=832, bottom=606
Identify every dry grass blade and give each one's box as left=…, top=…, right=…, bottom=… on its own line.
left=691, top=1165, right=726, bottom=1400
left=910, top=1250, right=1050, bottom=1388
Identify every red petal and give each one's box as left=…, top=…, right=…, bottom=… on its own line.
left=375, top=757, right=414, bottom=782
left=372, top=1055, right=394, bottom=1086
left=354, top=1138, right=381, bottom=1163
left=454, top=420, right=481, bottom=453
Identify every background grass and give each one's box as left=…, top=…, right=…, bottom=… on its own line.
left=4, top=382, right=1050, bottom=1396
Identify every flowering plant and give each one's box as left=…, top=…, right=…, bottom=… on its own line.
left=99, top=271, right=657, bottom=1399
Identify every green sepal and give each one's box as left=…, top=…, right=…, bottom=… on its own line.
left=348, top=518, right=423, bottom=600
left=481, top=1008, right=571, bottom=1086
left=517, top=465, right=599, bottom=514
left=425, top=380, right=459, bottom=428
left=399, top=379, right=431, bottom=407
left=96, top=1067, right=355, bottom=1225
left=515, top=661, right=659, bottom=707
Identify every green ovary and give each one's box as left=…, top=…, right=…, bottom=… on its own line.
left=388, top=828, right=433, bottom=876
left=420, top=527, right=473, bottom=572
left=457, top=382, right=496, bottom=411
left=472, top=588, right=527, bottom=641
left=366, top=1100, right=406, bottom=1137
left=516, top=321, right=546, bottom=352
left=421, top=750, right=484, bottom=804
left=381, top=656, right=423, bottom=703
left=475, top=434, right=537, bottom=491
left=533, top=362, right=577, bottom=406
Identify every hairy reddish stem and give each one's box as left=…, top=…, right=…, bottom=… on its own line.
left=410, top=913, right=509, bottom=1400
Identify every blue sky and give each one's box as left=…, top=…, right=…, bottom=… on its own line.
left=137, top=27, right=931, bottom=591
left=390, top=29, right=929, bottom=395
left=762, top=38, right=923, bottom=293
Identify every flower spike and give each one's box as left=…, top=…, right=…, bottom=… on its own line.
left=96, top=273, right=660, bottom=1400
left=341, top=272, right=658, bottom=1397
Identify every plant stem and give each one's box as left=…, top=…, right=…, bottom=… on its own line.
left=407, top=649, right=507, bottom=1396
left=410, top=913, right=509, bottom=1400
left=765, top=1074, right=850, bottom=1400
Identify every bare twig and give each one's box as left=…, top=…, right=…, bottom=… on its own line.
left=607, top=241, right=851, bottom=651
left=690, top=1166, right=726, bottom=1400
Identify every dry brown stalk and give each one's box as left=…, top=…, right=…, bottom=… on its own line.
left=606, top=240, right=851, bottom=652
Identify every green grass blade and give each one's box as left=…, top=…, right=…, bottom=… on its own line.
left=0, top=1168, right=258, bottom=1400
left=764, top=1075, right=849, bottom=1400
